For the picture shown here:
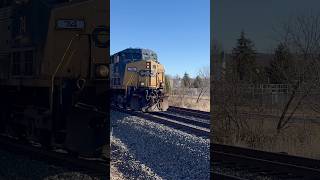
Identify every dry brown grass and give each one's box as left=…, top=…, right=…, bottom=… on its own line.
left=213, top=116, right=320, bottom=159
left=168, top=95, right=210, bottom=112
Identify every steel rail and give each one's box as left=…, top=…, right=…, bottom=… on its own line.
left=213, top=143, right=320, bottom=179
left=168, top=106, right=210, bottom=120
left=151, top=111, right=210, bottom=129
left=212, top=172, right=248, bottom=180
left=112, top=106, right=210, bottom=138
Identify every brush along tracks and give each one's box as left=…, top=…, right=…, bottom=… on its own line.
left=213, top=143, right=320, bottom=179
left=0, top=135, right=108, bottom=178
left=112, top=106, right=210, bottom=138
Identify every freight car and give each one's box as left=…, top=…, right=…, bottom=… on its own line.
left=0, top=0, right=109, bottom=157
left=110, top=48, right=168, bottom=112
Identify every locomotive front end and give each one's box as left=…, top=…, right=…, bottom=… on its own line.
left=128, top=60, right=168, bottom=112
left=110, top=48, right=168, bottom=112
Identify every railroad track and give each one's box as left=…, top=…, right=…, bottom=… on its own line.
left=211, top=110, right=320, bottom=124
left=0, top=135, right=108, bottom=178
left=213, top=172, right=247, bottom=180
left=168, top=106, right=210, bottom=120
left=213, top=143, right=320, bottom=179
left=112, top=106, right=210, bottom=138
left=151, top=111, right=210, bottom=129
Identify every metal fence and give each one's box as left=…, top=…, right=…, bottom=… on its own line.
left=170, top=88, right=210, bottom=97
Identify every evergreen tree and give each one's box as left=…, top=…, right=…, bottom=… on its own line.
left=182, top=72, right=191, bottom=88
left=231, top=30, right=258, bottom=82
left=164, top=75, right=172, bottom=93
left=193, top=75, right=202, bottom=88
left=266, top=43, right=292, bottom=84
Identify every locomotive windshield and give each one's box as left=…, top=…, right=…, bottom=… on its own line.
left=111, top=48, right=158, bottom=63
left=142, top=52, right=158, bottom=62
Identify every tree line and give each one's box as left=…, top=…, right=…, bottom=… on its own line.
left=221, top=30, right=301, bottom=85
left=165, top=70, right=210, bottom=90
left=214, top=12, right=320, bottom=132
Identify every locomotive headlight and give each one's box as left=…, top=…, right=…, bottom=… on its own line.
left=140, top=82, right=145, bottom=86
left=146, top=62, right=151, bottom=69
left=96, top=65, right=108, bottom=78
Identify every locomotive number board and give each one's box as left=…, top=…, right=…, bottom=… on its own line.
left=56, top=19, right=85, bottom=30
left=127, top=67, right=137, bottom=72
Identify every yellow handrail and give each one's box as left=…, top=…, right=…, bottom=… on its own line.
left=125, top=73, right=136, bottom=94
left=50, top=34, right=80, bottom=113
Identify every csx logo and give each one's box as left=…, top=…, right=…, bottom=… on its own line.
left=139, top=70, right=156, bottom=77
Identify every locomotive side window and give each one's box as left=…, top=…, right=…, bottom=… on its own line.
left=125, top=53, right=140, bottom=60
left=24, top=51, right=33, bottom=76
left=125, top=53, right=130, bottom=59
left=113, top=55, right=119, bottom=63
left=12, top=52, right=21, bottom=76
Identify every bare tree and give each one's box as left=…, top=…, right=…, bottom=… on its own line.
left=172, top=75, right=181, bottom=89
left=274, top=12, right=320, bottom=132
left=196, top=66, right=210, bottom=103
left=170, top=74, right=190, bottom=107
left=164, top=75, right=172, bottom=94
left=212, top=39, right=253, bottom=142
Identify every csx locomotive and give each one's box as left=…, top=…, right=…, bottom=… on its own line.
left=0, top=0, right=109, bottom=157
left=110, top=48, right=168, bottom=112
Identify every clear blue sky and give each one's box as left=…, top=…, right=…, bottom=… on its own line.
left=213, top=0, right=320, bottom=53
left=111, top=0, right=210, bottom=78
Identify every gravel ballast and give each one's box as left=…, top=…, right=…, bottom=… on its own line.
left=111, top=110, right=210, bottom=179
left=0, top=149, right=105, bottom=180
